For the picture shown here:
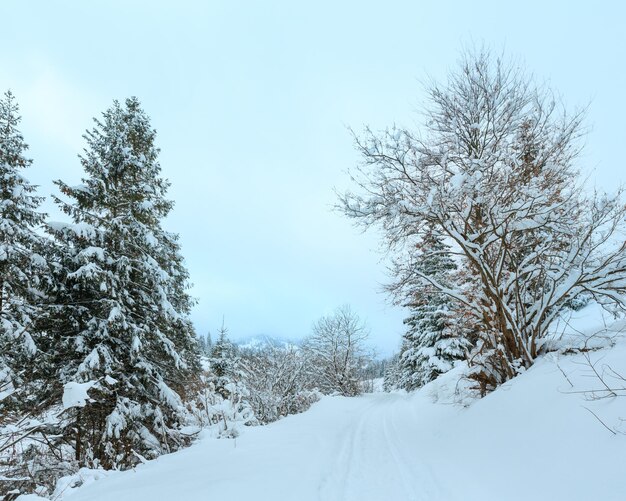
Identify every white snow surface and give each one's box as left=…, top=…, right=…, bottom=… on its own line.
left=38, top=310, right=626, bottom=501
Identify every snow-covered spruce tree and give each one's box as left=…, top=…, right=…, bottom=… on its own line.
left=188, top=325, right=255, bottom=435
left=0, top=90, right=49, bottom=415
left=43, top=97, right=200, bottom=468
left=208, top=325, right=244, bottom=399
left=340, top=49, right=626, bottom=394
left=197, top=331, right=213, bottom=355
left=382, top=353, right=402, bottom=391
left=205, top=331, right=212, bottom=353
left=393, top=227, right=470, bottom=390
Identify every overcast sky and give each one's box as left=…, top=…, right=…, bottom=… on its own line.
left=1, top=1, right=624, bottom=354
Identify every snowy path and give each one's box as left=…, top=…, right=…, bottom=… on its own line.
left=60, top=337, right=626, bottom=501
left=317, top=394, right=448, bottom=501
left=62, top=393, right=447, bottom=501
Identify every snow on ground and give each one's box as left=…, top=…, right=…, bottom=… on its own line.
left=33, top=309, right=626, bottom=501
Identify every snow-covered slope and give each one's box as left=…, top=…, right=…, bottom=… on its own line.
left=30, top=310, right=626, bottom=501
left=235, top=333, right=298, bottom=351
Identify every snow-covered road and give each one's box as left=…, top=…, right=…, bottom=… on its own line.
left=61, top=392, right=448, bottom=501
left=317, top=393, right=451, bottom=501
left=58, top=331, right=626, bottom=501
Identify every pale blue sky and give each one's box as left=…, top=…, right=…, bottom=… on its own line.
left=1, top=1, right=624, bottom=354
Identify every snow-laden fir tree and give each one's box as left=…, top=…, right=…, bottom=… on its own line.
left=42, top=97, right=200, bottom=468
left=382, top=353, right=402, bottom=391
left=197, top=331, right=213, bottom=355
left=208, top=325, right=244, bottom=399
left=189, top=325, right=256, bottom=435
left=0, top=91, right=48, bottom=412
left=394, top=228, right=470, bottom=390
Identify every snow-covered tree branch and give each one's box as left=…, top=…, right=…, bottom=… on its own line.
left=340, top=49, right=626, bottom=393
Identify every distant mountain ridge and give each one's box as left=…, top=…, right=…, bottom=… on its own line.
left=234, top=334, right=299, bottom=351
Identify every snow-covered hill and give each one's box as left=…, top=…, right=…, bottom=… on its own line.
left=23, top=308, right=626, bottom=501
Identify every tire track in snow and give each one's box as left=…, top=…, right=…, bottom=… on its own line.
left=383, top=396, right=451, bottom=500
left=381, top=405, right=422, bottom=500
left=318, top=399, right=378, bottom=501
left=318, top=414, right=357, bottom=500
left=319, top=394, right=440, bottom=501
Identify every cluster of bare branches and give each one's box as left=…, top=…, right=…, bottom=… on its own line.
left=0, top=408, right=75, bottom=498
left=340, top=49, right=626, bottom=394
left=302, top=305, right=371, bottom=397
left=560, top=336, right=626, bottom=436
left=240, top=346, right=320, bottom=423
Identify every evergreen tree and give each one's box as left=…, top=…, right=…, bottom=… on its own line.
left=43, top=97, right=200, bottom=468
left=198, top=324, right=255, bottom=434
left=197, top=331, right=213, bottom=355
left=205, top=331, right=213, bottom=354
left=198, top=333, right=207, bottom=354
left=396, top=228, right=469, bottom=390
left=0, top=90, right=48, bottom=410
left=208, top=325, right=242, bottom=398
left=382, top=352, right=402, bottom=391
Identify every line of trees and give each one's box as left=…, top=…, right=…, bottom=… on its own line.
left=238, top=305, right=374, bottom=423
left=0, top=91, right=377, bottom=496
left=342, top=49, right=626, bottom=395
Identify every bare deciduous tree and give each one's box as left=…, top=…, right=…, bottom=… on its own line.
left=340, top=49, right=626, bottom=394
left=303, top=305, right=370, bottom=396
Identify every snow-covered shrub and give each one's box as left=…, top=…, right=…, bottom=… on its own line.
left=186, top=327, right=257, bottom=435
left=241, top=346, right=320, bottom=423
left=186, top=371, right=256, bottom=438
left=0, top=410, right=76, bottom=499
left=0, top=442, right=76, bottom=499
